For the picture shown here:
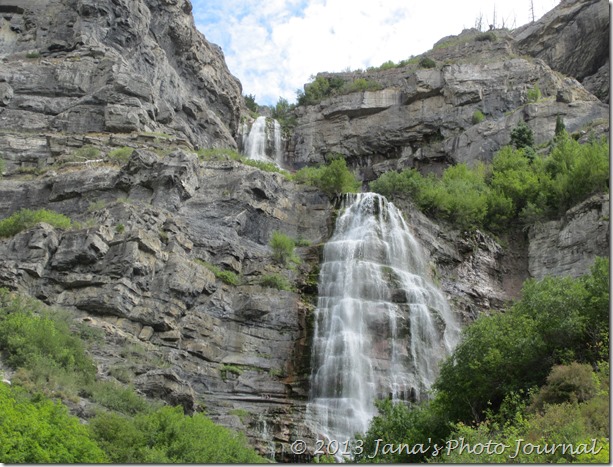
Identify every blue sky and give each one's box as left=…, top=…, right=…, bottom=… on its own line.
left=193, top=0, right=558, bottom=106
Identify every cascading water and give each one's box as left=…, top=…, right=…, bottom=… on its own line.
left=242, top=116, right=284, bottom=166
left=306, top=192, right=460, bottom=446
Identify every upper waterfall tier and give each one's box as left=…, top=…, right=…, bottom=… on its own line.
left=307, top=192, right=460, bottom=446
left=240, top=116, right=284, bottom=166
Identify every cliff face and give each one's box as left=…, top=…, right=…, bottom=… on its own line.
left=0, top=0, right=609, bottom=461
left=0, top=0, right=242, bottom=150
left=514, top=0, right=609, bottom=102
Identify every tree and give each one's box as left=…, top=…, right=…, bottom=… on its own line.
left=510, top=121, right=534, bottom=149
left=0, top=384, right=107, bottom=463
left=244, top=94, right=258, bottom=113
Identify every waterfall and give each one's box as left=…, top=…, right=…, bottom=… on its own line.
left=306, top=193, right=460, bottom=445
left=242, top=116, right=284, bottom=166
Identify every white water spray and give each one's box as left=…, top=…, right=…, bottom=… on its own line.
left=242, top=116, right=284, bottom=166
left=307, top=193, right=460, bottom=444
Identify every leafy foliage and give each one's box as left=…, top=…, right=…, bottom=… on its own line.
left=296, top=75, right=382, bottom=105
left=260, top=273, right=293, bottom=291
left=291, top=157, right=360, bottom=197
left=0, top=384, right=107, bottom=463
left=510, top=121, right=534, bottom=149
left=435, top=258, right=609, bottom=424
left=195, top=259, right=241, bottom=285
left=0, top=208, right=72, bottom=237
left=419, top=57, right=436, bottom=68
left=244, top=94, right=258, bottom=113
left=269, top=231, right=298, bottom=266
left=526, top=83, right=542, bottom=103
left=472, top=109, right=485, bottom=124
left=369, top=132, right=609, bottom=231
left=89, top=406, right=265, bottom=463
left=0, top=290, right=95, bottom=381
left=107, top=146, right=134, bottom=164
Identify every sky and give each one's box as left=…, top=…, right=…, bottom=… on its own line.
left=193, top=0, right=559, bottom=106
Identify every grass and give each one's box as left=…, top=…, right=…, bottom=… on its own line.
left=0, top=208, right=72, bottom=237
left=107, top=147, right=134, bottom=165
left=220, top=365, right=243, bottom=381
left=194, top=259, right=240, bottom=286
left=260, top=273, right=293, bottom=291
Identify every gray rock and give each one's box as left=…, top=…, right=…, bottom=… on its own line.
left=528, top=193, right=609, bottom=279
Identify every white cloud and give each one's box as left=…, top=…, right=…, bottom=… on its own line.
left=193, top=0, right=558, bottom=106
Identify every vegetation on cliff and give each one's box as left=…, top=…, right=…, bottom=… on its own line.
left=370, top=129, right=609, bottom=231
left=356, top=257, right=609, bottom=463
left=0, top=290, right=265, bottom=463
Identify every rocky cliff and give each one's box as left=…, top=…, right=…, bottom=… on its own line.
left=0, top=0, right=609, bottom=461
left=288, top=0, right=609, bottom=176
left=0, top=0, right=243, bottom=158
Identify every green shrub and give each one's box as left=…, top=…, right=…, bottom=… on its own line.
left=435, top=258, right=609, bottom=424
left=269, top=231, right=298, bottom=265
left=197, top=148, right=243, bottom=162
left=272, top=97, right=297, bottom=134
left=0, top=158, right=5, bottom=175
left=0, top=290, right=95, bottom=378
left=194, top=260, right=240, bottom=286
left=369, top=168, right=423, bottom=199
left=510, top=121, right=534, bottom=149
left=260, top=273, right=293, bottom=291
left=546, top=133, right=609, bottom=214
left=292, top=157, right=360, bottom=197
left=0, top=384, right=107, bottom=463
left=89, top=406, right=265, bottom=463
left=87, top=381, right=152, bottom=415
left=242, top=159, right=282, bottom=173
left=73, top=145, right=101, bottom=161
left=530, top=363, right=599, bottom=411
left=115, top=223, right=125, bottom=233
left=0, top=208, right=72, bottom=237
left=472, top=109, right=485, bottom=124
left=419, top=57, right=436, bottom=68
left=342, top=78, right=383, bottom=93
left=527, top=83, right=542, bottom=103
left=107, top=147, right=134, bottom=164
left=25, top=51, right=40, bottom=59
left=244, top=94, right=258, bottom=113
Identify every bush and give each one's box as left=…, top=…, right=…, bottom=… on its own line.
left=260, top=273, right=293, bottom=291
left=73, top=145, right=101, bottom=161
left=89, top=406, right=265, bottom=463
left=269, top=231, right=297, bottom=265
left=242, top=159, right=282, bottom=174
left=292, top=157, right=360, bottom=197
left=342, top=78, right=383, bottom=93
left=107, top=147, right=134, bottom=164
left=194, top=260, right=240, bottom=286
left=510, top=121, right=534, bottom=149
left=530, top=363, right=599, bottom=411
left=244, top=94, right=258, bottom=113
left=369, top=168, right=423, bottom=199
left=0, top=290, right=94, bottom=380
left=87, top=381, right=152, bottom=415
left=435, top=258, right=609, bottom=424
left=0, top=384, right=107, bottom=463
left=527, top=83, right=542, bottom=103
left=472, top=109, right=485, bottom=124
left=419, top=57, right=436, bottom=68
left=0, top=208, right=72, bottom=237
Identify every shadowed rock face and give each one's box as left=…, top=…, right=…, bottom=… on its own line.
left=514, top=0, right=609, bottom=102
left=0, top=0, right=243, bottom=148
